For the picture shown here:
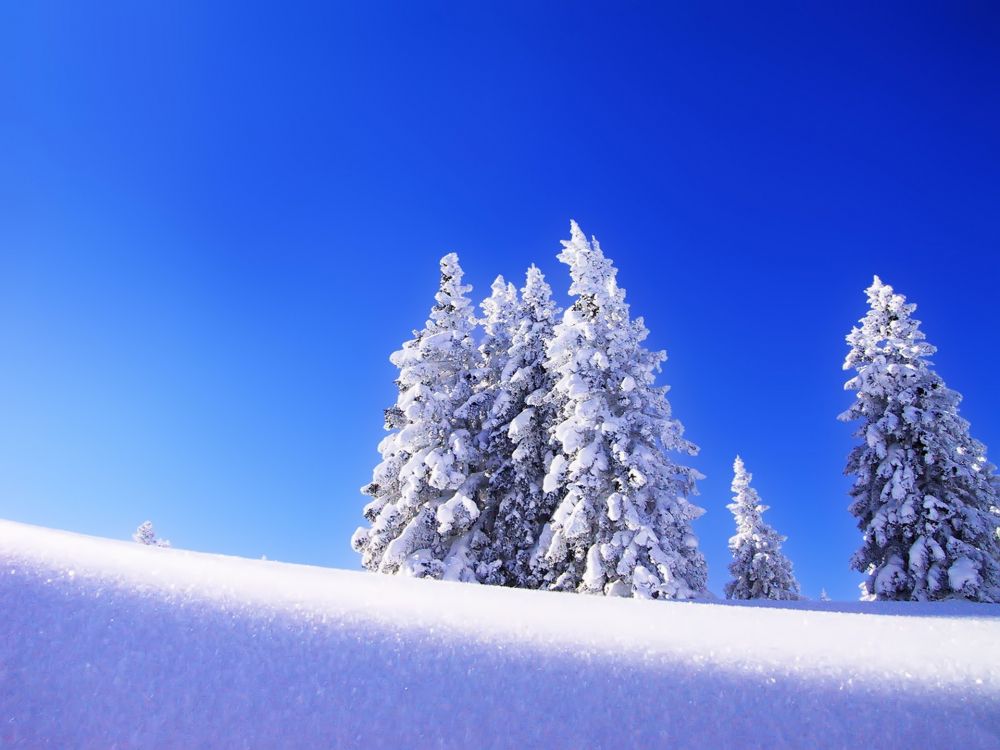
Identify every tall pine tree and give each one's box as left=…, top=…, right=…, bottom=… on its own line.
left=479, top=266, right=561, bottom=587
left=467, top=275, right=520, bottom=583
left=531, top=222, right=707, bottom=599
left=352, top=253, right=485, bottom=580
left=840, top=276, right=1000, bottom=602
left=724, top=456, right=800, bottom=600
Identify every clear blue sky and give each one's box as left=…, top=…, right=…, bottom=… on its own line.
left=1, top=3, right=997, bottom=600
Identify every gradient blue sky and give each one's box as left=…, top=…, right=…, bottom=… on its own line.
left=1, top=3, right=998, bottom=599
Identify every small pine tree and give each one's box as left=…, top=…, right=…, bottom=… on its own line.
left=819, top=588, right=831, bottom=602
left=133, top=521, right=170, bottom=548
left=478, top=266, right=561, bottom=587
left=840, top=277, right=1000, bottom=602
left=531, top=222, right=706, bottom=599
left=724, top=456, right=800, bottom=601
left=352, top=253, right=485, bottom=580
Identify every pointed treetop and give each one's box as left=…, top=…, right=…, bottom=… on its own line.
left=559, top=220, right=605, bottom=263
left=557, top=221, right=621, bottom=312
left=440, top=252, right=462, bottom=278
left=437, top=252, right=471, bottom=304
left=729, top=455, right=771, bottom=517
left=522, top=264, right=554, bottom=308
left=524, top=263, right=544, bottom=288
left=846, top=275, right=934, bottom=371
left=483, top=274, right=517, bottom=309
left=732, top=455, right=749, bottom=490
left=726, top=456, right=770, bottom=524
left=429, top=252, right=475, bottom=332
left=863, top=275, right=912, bottom=318
left=481, top=274, right=519, bottom=337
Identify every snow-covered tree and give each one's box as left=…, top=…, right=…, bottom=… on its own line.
left=352, top=253, right=485, bottom=581
left=478, top=266, right=561, bottom=587
left=478, top=275, right=520, bottom=391
left=462, top=274, right=520, bottom=584
left=724, top=456, right=800, bottom=601
left=819, top=588, right=831, bottom=602
left=531, top=221, right=707, bottom=599
left=840, top=276, right=1000, bottom=602
left=469, top=275, right=521, bottom=467
left=133, top=521, right=170, bottom=548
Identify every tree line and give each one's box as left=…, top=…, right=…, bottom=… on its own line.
left=352, top=222, right=1000, bottom=603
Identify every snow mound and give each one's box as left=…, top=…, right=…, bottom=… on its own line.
left=2, top=519, right=999, bottom=749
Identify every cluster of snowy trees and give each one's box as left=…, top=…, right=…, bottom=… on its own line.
left=353, top=223, right=1000, bottom=603
left=352, top=222, right=707, bottom=599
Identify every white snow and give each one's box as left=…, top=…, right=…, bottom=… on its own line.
left=2, top=518, right=1000, bottom=749
left=506, top=406, right=535, bottom=442
left=542, top=453, right=568, bottom=494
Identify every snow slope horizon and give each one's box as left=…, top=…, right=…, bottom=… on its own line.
left=2, top=519, right=998, bottom=748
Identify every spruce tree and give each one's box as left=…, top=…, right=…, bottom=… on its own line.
left=531, top=222, right=707, bottom=599
left=468, top=275, right=520, bottom=583
left=840, top=276, right=1000, bottom=602
left=724, top=456, right=800, bottom=600
left=479, top=266, right=561, bottom=587
left=471, top=275, right=520, bottom=469
left=352, top=253, right=485, bottom=580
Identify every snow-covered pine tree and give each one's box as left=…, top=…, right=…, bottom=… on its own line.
left=471, top=274, right=520, bottom=460
left=467, top=275, right=520, bottom=583
left=724, top=456, right=800, bottom=601
left=478, top=266, right=561, bottom=587
left=133, top=521, right=170, bottom=548
left=531, top=221, right=707, bottom=599
left=840, top=276, right=1000, bottom=602
left=352, top=253, right=485, bottom=581
left=819, top=588, right=831, bottom=602
left=460, top=275, right=519, bottom=444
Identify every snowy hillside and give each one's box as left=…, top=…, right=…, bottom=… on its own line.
left=2, top=520, right=998, bottom=749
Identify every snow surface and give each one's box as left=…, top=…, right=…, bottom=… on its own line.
left=2, top=519, right=999, bottom=749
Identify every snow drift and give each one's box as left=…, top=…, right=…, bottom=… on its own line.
left=2, top=519, right=998, bottom=749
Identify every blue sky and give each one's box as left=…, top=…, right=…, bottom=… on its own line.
left=1, top=3, right=997, bottom=599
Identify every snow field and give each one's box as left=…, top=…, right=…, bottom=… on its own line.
left=2, top=519, right=999, bottom=748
